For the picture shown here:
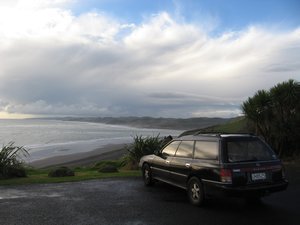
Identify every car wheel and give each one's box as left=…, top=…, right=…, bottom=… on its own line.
left=187, top=177, right=205, bottom=206
left=142, top=164, right=154, bottom=186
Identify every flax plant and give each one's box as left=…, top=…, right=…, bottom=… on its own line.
left=0, top=142, right=29, bottom=178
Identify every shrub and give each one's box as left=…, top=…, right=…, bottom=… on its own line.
left=124, top=135, right=163, bottom=169
left=48, top=167, right=75, bottom=177
left=98, top=165, right=118, bottom=173
left=0, top=142, right=28, bottom=179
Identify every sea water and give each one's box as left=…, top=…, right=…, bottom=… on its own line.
left=0, top=119, right=182, bottom=162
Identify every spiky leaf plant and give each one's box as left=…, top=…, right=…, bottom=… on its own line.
left=124, top=135, right=162, bottom=169
left=0, top=142, right=29, bottom=179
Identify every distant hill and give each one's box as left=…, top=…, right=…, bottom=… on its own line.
left=56, top=116, right=233, bottom=130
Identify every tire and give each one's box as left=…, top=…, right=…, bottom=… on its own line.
left=187, top=177, right=205, bottom=206
left=142, top=164, right=154, bottom=186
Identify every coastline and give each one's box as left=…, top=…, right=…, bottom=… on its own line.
left=29, top=143, right=128, bottom=168
left=1, top=119, right=180, bottom=169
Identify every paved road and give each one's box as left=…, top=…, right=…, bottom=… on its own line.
left=0, top=178, right=299, bottom=225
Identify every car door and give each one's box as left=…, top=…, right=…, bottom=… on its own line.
left=151, top=141, right=181, bottom=183
left=169, top=141, right=195, bottom=188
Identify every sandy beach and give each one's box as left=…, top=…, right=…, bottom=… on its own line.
left=29, top=143, right=128, bottom=168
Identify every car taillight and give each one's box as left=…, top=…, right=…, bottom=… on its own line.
left=220, top=168, right=232, bottom=184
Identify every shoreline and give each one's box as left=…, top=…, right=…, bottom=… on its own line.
left=29, top=143, right=128, bottom=169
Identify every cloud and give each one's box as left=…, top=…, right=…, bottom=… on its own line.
left=4, top=100, right=108, bottom=116
left=124, top=12, right=204, bottom=49
left=0, top=2, right=299, bottom=118
left=0, top=0, right=73, bottom=8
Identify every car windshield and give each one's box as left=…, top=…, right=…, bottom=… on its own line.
left=225, top=138, right=277, bottom=163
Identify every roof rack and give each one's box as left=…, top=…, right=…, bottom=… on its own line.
left=195, top=131, right=255, bottom=135
left=193, top=132, right=222, bottom=137
left=178, top=129, right=255, bottom=138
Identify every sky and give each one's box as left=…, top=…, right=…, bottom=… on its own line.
left=0, top=0, right=299, bottom=119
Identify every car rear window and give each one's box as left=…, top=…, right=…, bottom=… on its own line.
left=225, top=138, right=277, bottom=163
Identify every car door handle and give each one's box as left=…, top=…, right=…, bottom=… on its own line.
left=166, top=160, right=170, bottom=164
left=185, top=163, right=191, bottom=168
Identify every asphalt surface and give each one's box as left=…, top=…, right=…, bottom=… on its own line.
left=0, top=177, right=299, bottom=225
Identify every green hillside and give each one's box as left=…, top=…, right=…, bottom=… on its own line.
left=202, top=116, right=250, bottom=133
left=178, top=117, right=252, bottom=137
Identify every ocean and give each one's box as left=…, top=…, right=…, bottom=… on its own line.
left=0, top=119, right=182, bottom=162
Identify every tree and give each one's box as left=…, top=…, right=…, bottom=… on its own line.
left=242, top=90, right=272, bottom=140
left=242, top=79, right=300, bottom=157
left=269, top=79, right=300, bottom=156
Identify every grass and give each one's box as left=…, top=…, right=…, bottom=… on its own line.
left=0, top=164, right=141, bottom=186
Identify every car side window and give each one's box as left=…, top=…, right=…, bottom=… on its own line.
left=175, top=141, right=194, bottom=158
left=162, top=141, right=180, bottom=157
left=194, top=141, right=218, bottom=160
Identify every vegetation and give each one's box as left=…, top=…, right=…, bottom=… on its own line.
left=98, top=165, right=118, bottom=173
left=189, top=116, right=253, bottom=135
left=48, top=166, right=75, bottom=177
left=242, top=79, right=300, bottom=157
left=93, top=159, right=122, bottom=173
left=0, top=159, right=141, bottom=185
left=93, top=160, right=125, bottom=170
left=0, top=143, right=141, bottom=185
left=124, top=135, right=164, bottom=169
left=0, top=142, right=29, bottom=179
left=0, top=161, right=141, bottom=186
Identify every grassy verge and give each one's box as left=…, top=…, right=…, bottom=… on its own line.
left=0, top=162, right=141, bottom=186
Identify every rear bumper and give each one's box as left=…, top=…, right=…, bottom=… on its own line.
left=204, top=180, right=288, bottom=197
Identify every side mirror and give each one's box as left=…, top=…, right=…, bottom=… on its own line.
left=160, top=152, right=168, bottom=159
left=154, top=150, right=161, bottom=156
left=155, top=150, right=165, bottom=158
left=161, top=154, right=167, bottom=160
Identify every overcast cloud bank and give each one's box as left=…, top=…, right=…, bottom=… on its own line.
left=0, top=1, right=299, bottom=118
